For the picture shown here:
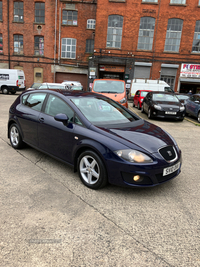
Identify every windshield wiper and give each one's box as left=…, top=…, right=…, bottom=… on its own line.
left=101, top=91, right=118, bottom=93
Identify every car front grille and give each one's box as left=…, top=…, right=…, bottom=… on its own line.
left=158, top=146, right=177, bottom=162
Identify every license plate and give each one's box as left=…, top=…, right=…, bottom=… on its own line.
left=165, top=111, right=176, bottom=115
left=163, top=162, right=180, bottom=176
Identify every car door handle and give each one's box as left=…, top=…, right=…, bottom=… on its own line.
left=39, top=117, right=44, bottom=123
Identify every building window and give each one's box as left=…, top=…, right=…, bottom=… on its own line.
left=87, top=19, right=96, bottom=29
left=35, top=2, right=45, bottom=23
left=62, top=10, right=77, bottom=26
left=34, top=36, right=44, bottom=56
left=192, top=21, right=200, bottom=53
left=161, top=75, right=175, bottom=91
left=137, top=17, right=155, bottom=50
left=14, top=2, right=23, bottom=22
left=86, top=39, right=94, bottom=53
left=0, top=33, right=2, bottom=53
left=199, top=0, right=200, bottom=5
left=61, top=38, right=76, bottom=59
left=106, top=15, right=123, bottom=48
left=14, top=34, right=23, bottom=55
left=0, top=1, right=2, bottom=21
left=170, top=0, right=186, bottom=4
left=164, top=18, right=183, bottom=52
left=142, top=0, right=158, bottom=2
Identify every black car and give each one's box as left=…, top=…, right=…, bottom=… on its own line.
left=141, top=91, right=185, bottom=121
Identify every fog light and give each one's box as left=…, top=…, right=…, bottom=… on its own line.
left=133, top=175, right=141, bottom=182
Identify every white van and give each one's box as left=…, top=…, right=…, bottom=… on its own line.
left=0, top=69, right=26, bottom=94
left=129, top=79, right=172, bottom=100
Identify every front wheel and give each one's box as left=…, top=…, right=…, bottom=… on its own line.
left=9, top=124, right=24, bottom=149
left=137, top=103, right=141, bottom=110
left=77, top=150, right=107, bottom=189
left=141, top=104, right=144, bottom=113
left=2, top=87, right=9, bottom=94
left=148, top=108, right=152, bottom=119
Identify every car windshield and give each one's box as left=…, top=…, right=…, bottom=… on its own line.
left=31, top=83, right=42, bottom=89
left=152, top=94, right=179, bottom=102
left=93, top=80, right=124, bottom=93
left=176, top=95, right=189, bottom=100
left=141, top=91, right=149, bottom=97
left=71, top=97, right=136, bottom=125
left=71, top=86, right=83, bottom=90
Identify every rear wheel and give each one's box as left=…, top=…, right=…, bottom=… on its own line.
left=77, top=150, right=107, bottom=189
left=11, top=91, right=16, bottom=95
left=9, top=124, right=24, bottom=149
left=198, top=112, right=200, bottom=123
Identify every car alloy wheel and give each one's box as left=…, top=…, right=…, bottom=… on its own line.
left=198, top=112, right=200, bottom=123
left=9, top=124, right=23, bottom=149
left=77, top=150, right=107, bottom=189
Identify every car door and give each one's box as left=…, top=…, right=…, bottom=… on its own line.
left=17, top=92, right=47, bottom=147
left=38, top=94, right=78, bottom=163
left=134, top=90, right=140, bottom=106
left=143, top=92, right=152, bottom=113
left=186, top=95, right=197, bottom=116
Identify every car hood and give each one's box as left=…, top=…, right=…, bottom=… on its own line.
left=154, top=101, right=181, bottom=109
left=94, top=120, right=174, bottom=153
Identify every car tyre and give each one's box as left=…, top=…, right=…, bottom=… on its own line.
left=198, top=112, right=200, bottom=123
left=9, top=123, right=24, bottom=149
left=141, top=104, right=144, bottom=113
left=137, top=103, right=141, bottom=110
left=77, top=150, right=107, bottom=189
left=133, top=102, right=135, bottom=107
left=11, top=91, right=16, bottom=95
left=2, top=87, right=9, bottom=94
left=148, top=108, right=152, bottom=119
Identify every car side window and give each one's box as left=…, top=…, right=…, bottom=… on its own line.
left=44, top=94, right=74, bottom=121
left=22, top=94, right=29, bottom=104
left=190, top=95, right=195, bottom=101
left=25, top=93, right=47, bottom=111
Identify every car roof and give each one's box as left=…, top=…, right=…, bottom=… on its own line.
left=22, top=89, right=104, bottom=98
left=150, top=91, right=175, bottom=94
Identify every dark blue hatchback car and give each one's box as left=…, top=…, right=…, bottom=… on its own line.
left=8, top=89, right=182, bottom=189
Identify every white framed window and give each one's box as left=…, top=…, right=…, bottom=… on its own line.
left=61, top=38, right=76, bottom=59
left=142, top=0, right=158, bottom=2
left=164, top=18, right=183, bottom=52
left=87, top=19, right=96, bottom=29
left=137, top=17, right=155, bottom=50
left=62, top=10, right=77, bottom=26
left=192, top=21, right=200, bottom=53
left=170, top=0, right=186, bottom=4
left=106, top=15, right=123, bottom=48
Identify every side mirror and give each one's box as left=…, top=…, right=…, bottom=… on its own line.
left=54, top=113, right=69, bottom=125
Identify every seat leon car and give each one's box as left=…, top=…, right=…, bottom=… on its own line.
left=8, top=90, right=182, bottom=189
left=141, top=91, right=185, bottom=121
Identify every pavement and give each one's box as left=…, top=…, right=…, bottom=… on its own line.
left=0, top=93, right=200, bottom=267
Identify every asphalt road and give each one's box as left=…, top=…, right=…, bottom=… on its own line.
left=0, top=93, right=200, bottom=267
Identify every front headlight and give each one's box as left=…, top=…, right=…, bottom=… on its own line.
left=154, top=104, right=162, bottom=110
left=120, top=97, right=126, bottom=104
left=114, top=149, right=153, bottom=163
left=180, top=106, right=185, bottom=111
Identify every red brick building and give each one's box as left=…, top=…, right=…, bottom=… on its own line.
left=90, top=0, right=200, bottom=94
left=1, top=0, right=200, bottom=93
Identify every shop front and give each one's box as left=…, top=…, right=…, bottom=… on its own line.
left=179, top=63, right=200, bottom=94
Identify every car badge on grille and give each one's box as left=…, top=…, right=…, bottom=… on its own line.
left=167, top=150, right=172, bottom=157
left=169, top=108, right=173, bottom=110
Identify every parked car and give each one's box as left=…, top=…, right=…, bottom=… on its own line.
left=28, top=82, right=42, bottom=90
left=70, top=85, right=83, bottom=91
left=174, top=93, right=189, bottom=105
left=8, top=90, right=182, bottom=189
left=38, top=83, right=67, bottom=90
left=62, top=81, right=82, bottom=90
left=133, top=90, right=151, bottom=109
left=141, top=91, right=185, bottom=121
left=185, top=94, right=200, bottom=122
